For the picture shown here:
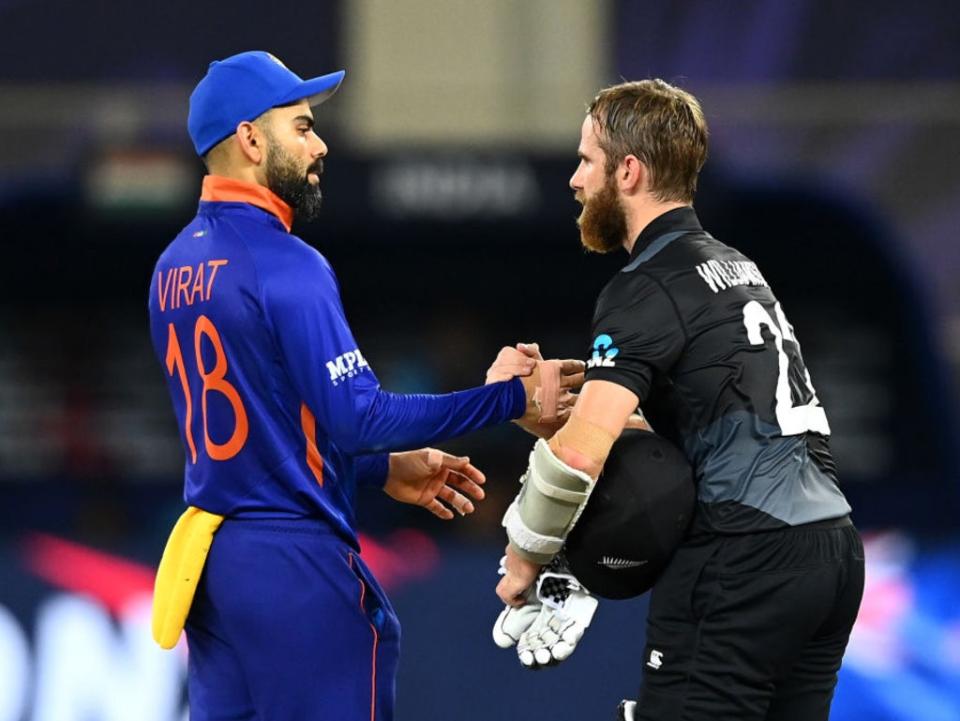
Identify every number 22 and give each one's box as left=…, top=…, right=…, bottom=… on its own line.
left=165, top=315, right=249, bottom=463
left=742, top=300, right=830, bottom=436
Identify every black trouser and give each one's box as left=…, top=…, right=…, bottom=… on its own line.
left=635, top=518, right=864, bottom=721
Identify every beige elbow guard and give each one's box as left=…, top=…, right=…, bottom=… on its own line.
left=502, top=438, right=596, bottom=565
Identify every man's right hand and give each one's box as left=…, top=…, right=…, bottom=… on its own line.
left=485, top=345, right=539, bottom=385
left=485, top=343, right=584, bottom=436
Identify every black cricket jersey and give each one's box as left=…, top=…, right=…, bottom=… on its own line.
left=584, top=207, right=851, bottom=534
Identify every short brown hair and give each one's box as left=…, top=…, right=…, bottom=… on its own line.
left=588, top=79, right=708, bottom=203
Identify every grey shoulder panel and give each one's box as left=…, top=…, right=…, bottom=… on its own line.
left=685, top=411, right=851, bottom=526
left=621, top=231, right=690, bottom=272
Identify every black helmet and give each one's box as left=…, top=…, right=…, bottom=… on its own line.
left=564, top=429, right=695, bottom=599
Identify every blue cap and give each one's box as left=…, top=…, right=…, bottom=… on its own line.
left=188, top=51, right=345, bottom=156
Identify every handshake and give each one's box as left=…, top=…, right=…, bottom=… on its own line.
left=484, top=342, right=586, bottom=438
left=484, top=342, right=596, bottom=669
left=487, top=343, right=597, bottom=669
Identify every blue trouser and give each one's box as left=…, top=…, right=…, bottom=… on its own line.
left=185, top=518, right=401, bottom=721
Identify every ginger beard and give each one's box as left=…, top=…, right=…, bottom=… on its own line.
left=576, top=171, right=629, bottom=254
left=263, top=135, right=324, bottom=222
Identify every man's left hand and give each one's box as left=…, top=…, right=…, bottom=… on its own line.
left=384, top=449, right=485, bottom=520
left=496, top=543, right=542, bottom=606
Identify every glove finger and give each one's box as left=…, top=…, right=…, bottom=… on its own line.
left=561, top=625, right=584, bottom=645
left=534, top=647, right=552, bottom=666
left=540, top=628, right=560, bottom=646
left=493, top=607, right=518, bottom=649
left=519, top=649, right=535, bottom=667
left=494, top=605, right=540, bottom=649
left=551, top=640, right=574, bottom=661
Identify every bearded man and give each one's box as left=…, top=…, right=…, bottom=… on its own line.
left=147, top=51, right=583, bottom=721
left=494, top=80, right=864, bottom=721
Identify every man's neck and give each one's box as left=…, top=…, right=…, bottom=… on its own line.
left=623, top=200, right=689, bottom=254
left=200, top=175, right=295, bottom=232
left=206, top=164, right=264, bottom=187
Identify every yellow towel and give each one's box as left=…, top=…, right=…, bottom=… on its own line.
left=151, top=506, right=224, bottom=649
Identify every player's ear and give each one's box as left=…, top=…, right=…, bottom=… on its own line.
left=235, top=121, right=265, bottom=165
left=619, top=155, right=646, bottom=195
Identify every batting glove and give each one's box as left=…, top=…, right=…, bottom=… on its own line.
left=493, top=555, right=599, bottom=669
left=492, top=556, right=541, bottom=648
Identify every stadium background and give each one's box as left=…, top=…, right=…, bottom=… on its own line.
left=1, top=1, right=959, bottom=719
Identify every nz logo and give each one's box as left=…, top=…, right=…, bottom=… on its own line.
left=587, top=333, right=619, bottom=369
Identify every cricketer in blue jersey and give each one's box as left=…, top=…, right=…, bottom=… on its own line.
left=147, top=51, right=583, bottom=721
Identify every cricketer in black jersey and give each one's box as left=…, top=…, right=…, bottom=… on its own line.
left=587, top=206, right=863, bottom=721
left=493, top=79, right=864, bottom=721
left=584, top=205, right=851, bottom=535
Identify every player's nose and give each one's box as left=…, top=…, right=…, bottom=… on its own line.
left=310, top=133, right=328, bottom=158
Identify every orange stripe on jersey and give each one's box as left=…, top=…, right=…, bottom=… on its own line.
left=200, top=175, right=294, bottom=232
left=299, top=403, right=324, bottom=486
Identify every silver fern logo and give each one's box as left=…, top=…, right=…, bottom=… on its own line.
left=599, top=556, right=648, bottom=570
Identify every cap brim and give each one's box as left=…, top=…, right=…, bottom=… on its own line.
left=277, top=70, right=345, bottom=108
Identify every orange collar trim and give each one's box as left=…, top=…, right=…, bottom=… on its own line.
left=200, top=175, right=294, bottom=232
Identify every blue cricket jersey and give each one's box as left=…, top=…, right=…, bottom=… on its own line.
left=148, top=176, right=524, bottom=545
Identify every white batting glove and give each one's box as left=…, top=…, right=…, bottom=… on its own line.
left=493, top=555, right=599, bottom=669
left=492, top=556, right=541, bottom=648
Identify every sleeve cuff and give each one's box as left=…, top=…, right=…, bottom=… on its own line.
left=508, top=376, right=527, bottom=420
left=356, top=453, right=390, bottom=489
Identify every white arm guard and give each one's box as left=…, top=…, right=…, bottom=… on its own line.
left=502, top=438, right=595, bottom=565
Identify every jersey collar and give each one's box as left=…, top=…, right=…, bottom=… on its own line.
left=628, top=206, right=703, bottom=263
left=200, top=175, right=295, bottom=232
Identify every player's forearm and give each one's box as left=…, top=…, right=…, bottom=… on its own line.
left=327, top=379, right=525, bottom=455
left=548, top=425, right=610, bottom=479
left=547, top=380, right=639, bottom=478
left=551, top=412, right=652, bottom=476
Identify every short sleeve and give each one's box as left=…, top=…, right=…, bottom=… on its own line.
left=584, top=272, right=685, bottom=403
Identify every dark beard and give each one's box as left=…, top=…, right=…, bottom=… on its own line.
left=264, top=146, right=324, bottom=222
left=576, top=175, right=628, bottom=253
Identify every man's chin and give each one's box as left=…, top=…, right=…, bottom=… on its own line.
left=294, top=187, right=323, bottom=221
left=579, top=232, right=620, bottom=254
left=577, top=219, right=622, bottom=254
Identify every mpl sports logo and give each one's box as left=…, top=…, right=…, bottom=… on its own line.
left=326, top=348, right=369, bottom=386
left=587, top=333, right=619, bottom=369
